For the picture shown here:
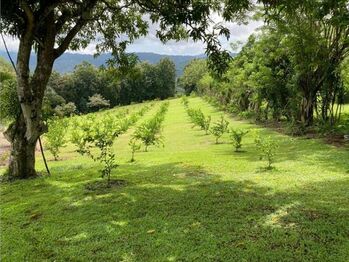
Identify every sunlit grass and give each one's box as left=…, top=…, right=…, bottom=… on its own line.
left=1, top=98, right=348, bottom=261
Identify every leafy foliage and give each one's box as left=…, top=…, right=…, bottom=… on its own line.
left=194, top=0, right=349, bottom=130
left=0, top=59, right=19, bottom=123
left=70, top=105, right=150, bottom=183
left=181, top=96, right=189, bottom=108
left=230, top=128, right=249, bottom=152
left=186, top=107, right=212, bottom=135
left=132, top=102, right=169, bottom=152
left=210, top=116, right=229, bottom=144
left=254, top=131, right=279, bottom=169
left=87, top=93, right=110, bottom=111
left=44, top=117, right=69, bottom=161
left=129, top=140, right=142, bottom=162
left=54, top=102, right=77, bottom=117
left=178, top=59, right=208, bottom=95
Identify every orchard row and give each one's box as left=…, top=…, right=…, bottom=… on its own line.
left=182, top=96, right=279, bottom=169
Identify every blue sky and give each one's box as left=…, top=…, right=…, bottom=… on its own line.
left=0, top=20, right=262, bottom=56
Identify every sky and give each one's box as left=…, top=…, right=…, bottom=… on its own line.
left=0, top=20, right=262, bottom=56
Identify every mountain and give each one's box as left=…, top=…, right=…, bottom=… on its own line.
left=0, top=51, right=208, bottom=77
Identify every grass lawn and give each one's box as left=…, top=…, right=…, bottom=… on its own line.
left=1, top=97, right=349, bottom=261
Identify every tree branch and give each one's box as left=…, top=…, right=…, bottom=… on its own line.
left=53, top=0, right=98, bottom=58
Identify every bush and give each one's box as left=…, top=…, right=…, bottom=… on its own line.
left=54, top=102, right=77, bottom=117
left=132, top=117, right=164, bottom=152
left=202, top=115, right=211, bottom=135
left=210, top=115, right=229, bottom=144
left=71, top=114, right=119, bottom=184
left=87, top=93, right=110, bottom=111
left=70, top=104, right=150, bottom=183
left=186, top=107, right=211, bottom=134
left=129, top=139, right=141, bottom=162
left=238, top=111, right=255, bottom=119
left=132, top=102, right=169, bottom=152
left=254, top=131, right=279, bottom=169
left=44, top=117, right=69, bottom=160
left=230, top=128, right=249, bottom=152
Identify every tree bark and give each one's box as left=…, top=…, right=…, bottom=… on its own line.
left=4, top=115, right=38, bottom=179
left=300, top=96, right=314, bottom=126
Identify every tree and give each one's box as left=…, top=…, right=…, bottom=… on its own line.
left=155, top=58, right=176, bottom=99
left=54, top=102, right=77, bottom=117
left=210, top=116, right=229, bottom=144
left=87, top=93, right=110, bottom=111
left=341, top=58, right=349, bottom=104
left=264, top=0, right=349, bottom=126
left=44, top=117, right=69, bottom=161
left=230, top=128, right=249, bottom=152
left=179, top=59, right=208, bottom=95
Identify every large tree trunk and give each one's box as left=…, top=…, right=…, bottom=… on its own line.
left=5, top=13, right=54, bottom=179
left=300, top=95, right=314, bottom=126
left=4, top=115, right=38, bottom=179
left=3, top=2, right=95, bottom=179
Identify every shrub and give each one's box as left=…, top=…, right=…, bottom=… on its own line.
left=70, top=114, right=97, bottom=154
left=202, top=115, right=211, bottom=135
left=230, top=128, right=249, bottom=152
left=210, top=115, right=229, bottom=144
left=70, top=104, right=152, bottom=183
left=72, top=114, right=119, bottom=184
left=87, top=93, right=110, bottom=111
left=132, top=102, right=169, bottom=152
left=132, top=117, right=164, bottom=152
left=129, top=139, right=141, bottom=162
left=186, top=108, right=211, bottom=133
left=254, top=131, right=278, bottom=169
left=44, top=117, right=69, bottom=160
left=54, top=102, right=77, bottom=117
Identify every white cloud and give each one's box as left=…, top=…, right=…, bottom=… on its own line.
left=0, top=20, right=262, bottom=56
left=0, top=35, right=19, bottom=52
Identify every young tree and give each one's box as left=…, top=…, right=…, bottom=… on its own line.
left=230, top=128, right=249, bottom=152
left=44, top=117, right=69, bottom=161
left=129, top=139, right=141, bottom=162
left=0, top=59, right=19, bottom=124
left=210, top=116, right=229, bottom=144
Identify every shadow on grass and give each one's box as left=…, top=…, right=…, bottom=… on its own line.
left=1, top=161, right=349, bottom=261
left=213, top=137, right=349, bottom=174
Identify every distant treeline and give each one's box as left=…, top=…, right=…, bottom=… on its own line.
left=43, top=58, right=176, bottom=116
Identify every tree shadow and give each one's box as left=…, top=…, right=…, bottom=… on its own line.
left=1, top=161, right=348, bottom=261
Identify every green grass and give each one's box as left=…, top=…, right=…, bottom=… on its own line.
left=1, top=97, right=349, bottom=261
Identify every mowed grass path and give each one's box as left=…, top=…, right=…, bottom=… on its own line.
left=1, top=97, right=349, bottom=261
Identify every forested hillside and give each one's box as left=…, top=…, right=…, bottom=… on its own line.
left=0, top=51, right=208, bottom=76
